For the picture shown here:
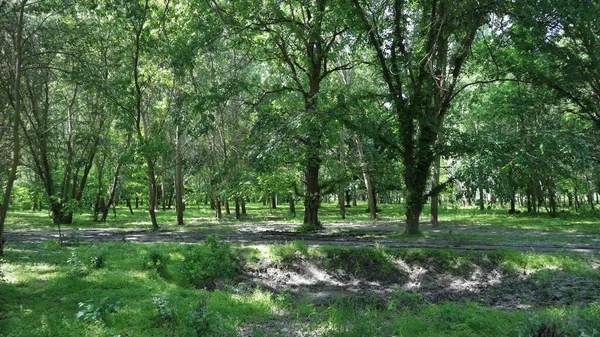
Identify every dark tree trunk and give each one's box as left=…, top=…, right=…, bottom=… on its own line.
left=126, top=198, right=134, bottom=215
left=288, top=192, right=296, bottom=217
left=225, top=199, right=230, bottom=215
left=215, top=198, right=222, bottom=220
left=271, top=193, right=277, bottom=209
left=175, top=125, right=184, bottom=225
left=241, top=198, right=247, bottom=215
left=303, top=151, right=322, bottom=229
left=235, top=197, right=241, bottom=220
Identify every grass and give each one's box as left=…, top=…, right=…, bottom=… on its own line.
left=1, top=240, right=599, bottom=336
left=2, top=204, right=600, bottom=336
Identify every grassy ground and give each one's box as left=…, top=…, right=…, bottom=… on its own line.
left=1, top=204, right=599, bottom=336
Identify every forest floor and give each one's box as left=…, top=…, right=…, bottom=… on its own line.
left=3, top=210, right=600, bottom=336
left=4, top=218, right=600, bottom=253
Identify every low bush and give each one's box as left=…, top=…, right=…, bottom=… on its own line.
left=182, top=235, right=239, bottom=290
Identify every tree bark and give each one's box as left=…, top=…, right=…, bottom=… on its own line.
left=354, top=135, right=376, bottom=220
left=303, top=149, right=322, bottom=229
left=430, top=155, right=441, bottom=226
left=175, top=125, right=184, bottom=225
left=338, top=127, right=346, bottom=219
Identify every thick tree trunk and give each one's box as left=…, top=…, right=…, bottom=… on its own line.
left=303, top=151, right=322, bottom=229
left=271, top=193, right=277, bottom=209
left=235, top=197, right=241, bottom=219
left=175, top=125, right=184, bottom=225
left=288, top=192, right=296, bottom=217
left=241, top=198, right=246, bottom=215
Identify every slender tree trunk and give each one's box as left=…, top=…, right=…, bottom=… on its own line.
left=338, top=127, right=346, bottom=219
left=241, top=198, right=247, bottom=215
left=126, top=198, right=134, bottom=215
left=161, top=171, right=166, bottom=211
left=175, top=125, right=184, bottom=225
left=271, top=193, right=277, bottom=209
left=430, top=155, right=441, bottom=226
left=225, top=199, right=230, bottom=215
left=354, top=135, right=376, bottom=220
left=100, top=160, right=122, bottom=222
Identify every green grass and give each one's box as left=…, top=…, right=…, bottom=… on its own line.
left=2, top=204, right=599, bottom=335
left=2, top=241, right=599, bottom=336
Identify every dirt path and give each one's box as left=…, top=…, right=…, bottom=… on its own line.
left=4, top=221, right=600, bottom=253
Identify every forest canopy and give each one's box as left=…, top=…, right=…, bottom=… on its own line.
left=1, top=0, right=599, bottom=254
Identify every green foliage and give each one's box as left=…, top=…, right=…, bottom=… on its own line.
left=152, top=294, right=178, bottom=331
left=66, top=252, right=88, bottom=278
left=141, top=249, right=170, bottom=278
left=269, top=240, right=308, bottom=264
left=88, top=253, right=105, bottom=269
left=182, top=235, right=239, bottom=289
left=76, top=297, right=121, bottom=324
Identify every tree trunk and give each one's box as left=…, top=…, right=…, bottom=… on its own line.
left=235, top=197, right=241, bottom=220
left=225, top=199, right=231, bottom=215
left=241, top=198, right=247, bottom=215
left=175, top=125, right=184, bottom=225
left=146, top=160, right=159, bottom=230
left=288, top=192, right=296, bottom=217
left=215, top=197, right=222, bottom=220
left=354, top=135, right=376, bottom=220
left=271, top=193, right=277, bottom=209
left=338, top=127, right=346, bottom=219
left=100, top=160, right=122, bottom=223
left=303, top=149, right=322, bottom=229
left=479, top=188, right=485, bottom=211
left=126, top=198, right=134, bottom=215
left=430, top=155, right=441, bottom=226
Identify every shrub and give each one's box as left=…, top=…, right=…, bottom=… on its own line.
left=89, top=254, right=105, bottom=269
left=142, top=249, right=169, bottom=278
left=182, top=235, right=239, bottom=290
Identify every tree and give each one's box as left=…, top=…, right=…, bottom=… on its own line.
left=351, top=0, right=495, bottom=233
left=0, top=0, right=26, bottom=255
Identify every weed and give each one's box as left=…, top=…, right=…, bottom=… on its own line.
left=141, top=249, right=169, bottom=278
left=189, top=300, right=228, bottom=337
left=182, top=235, right=239, bottom=290
left=270, top=241, right=308, bottom=264
left=66, top=252, right=88, bottom=278
left=152, top=294, right=178, bottom=332
left=89, top=253, right=106, bottom=269
left=76, top=297, right=120, bottom=324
